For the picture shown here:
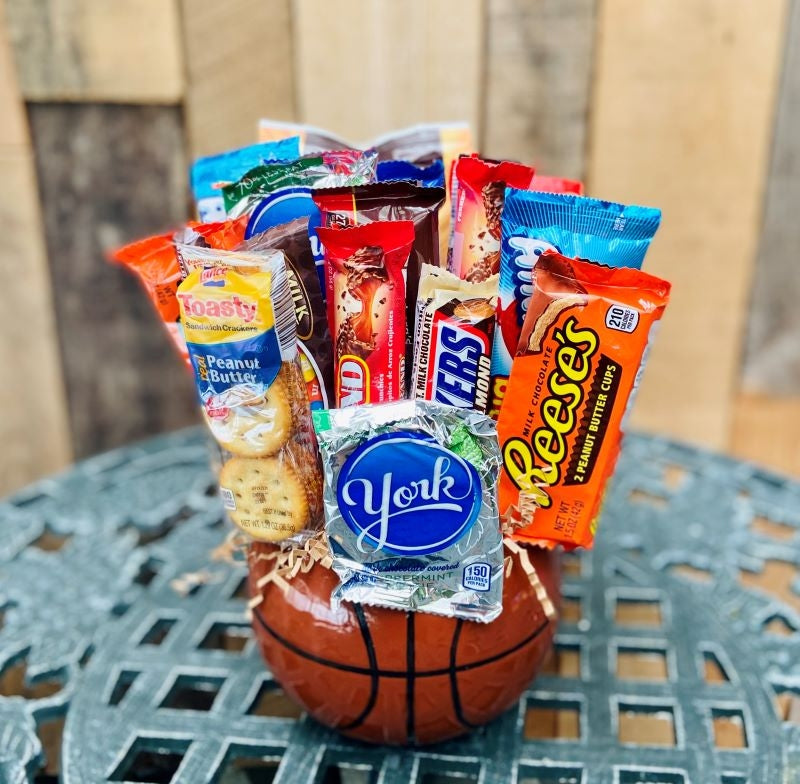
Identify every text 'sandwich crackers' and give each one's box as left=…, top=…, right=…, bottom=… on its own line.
left=176, top=248, right=323, bottom=542
left=111, top=232, right=189, bottom=366
left=317, top=221, right=414, bottom=407
left=490, top=189, right=661, bottom=419
left=496, top=251, right=670, bottom=550
left=412, top=269, right=498, bottom=414
left=448, top=156, right=536, bottom=283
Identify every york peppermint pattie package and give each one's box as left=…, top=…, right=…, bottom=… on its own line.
left=314, top=400, right=504, bottom=622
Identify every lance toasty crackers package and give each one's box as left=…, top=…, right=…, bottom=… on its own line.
left=111, top=232, right=188, bottom=366
left=176, top=248, right=323, bottom=542
left=490, top=189, right=662, bottom=419
left=448, top=156, right=536, bottom=283
left=314, top=400, right=504, bottom=621
left=496, top=251, right=670, bottom=549
left=191, top=137, right=300, bottom=222
left=412, top=267, right=498, bottom=413
left=317, top=221, right=414, bottom=407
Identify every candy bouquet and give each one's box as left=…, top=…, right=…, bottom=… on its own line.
left=112, top=121, right=671, bottom=745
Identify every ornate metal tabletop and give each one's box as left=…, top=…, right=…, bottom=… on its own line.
left=0, top=428, right=798, bottom=784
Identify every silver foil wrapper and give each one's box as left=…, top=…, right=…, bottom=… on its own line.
left=313, top=400, right=504, bottom=622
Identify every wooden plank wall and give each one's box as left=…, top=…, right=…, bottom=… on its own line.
left=1, top=0, right=799, bottom=495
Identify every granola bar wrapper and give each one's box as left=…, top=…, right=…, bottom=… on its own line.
left=448, top=156, right=536, bottom=282
left=490, top=189, right=662, bottom=419
left=411, top=267, right=498, bottom=414
left=313, top=400, right=504, bottom=622
left=317, top=221, right=414, bottom=407
left=312, top=182, right=445, bottom=388
left=496, top=251, right=670, bottom=550
left=190, top=138, right=300, bottom=222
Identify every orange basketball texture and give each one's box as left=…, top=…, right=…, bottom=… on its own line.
left=248, top=544, right=560, bottom=745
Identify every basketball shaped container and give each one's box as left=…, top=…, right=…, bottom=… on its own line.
left=248, top=543, right=559, bottom=745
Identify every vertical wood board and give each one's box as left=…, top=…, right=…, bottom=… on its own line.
left=292, top=0, right=483, bottom=143
left=588, top=0, right=789, bottom=448
left=28, top=104, right=199, bottom=460
left=482, top=0, right=597, bottom=180
left=181, top=0, right=296, bottom=159
left=732, top=393, right=800, bottom=478
left=0, top=6, right=72, bottom=496
left=742, top=0, right=800, bottom=395
left=4, top=0, right=183, bottom=102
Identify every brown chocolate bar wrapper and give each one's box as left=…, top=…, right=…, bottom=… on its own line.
left=312, top=183, right=445, bottom=393
left=242, top=218, right=334, bottom=409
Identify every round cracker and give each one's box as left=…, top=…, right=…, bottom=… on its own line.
left=219, top=456, right=310, bottom=542
left=204, top=379, right=292, bottom=457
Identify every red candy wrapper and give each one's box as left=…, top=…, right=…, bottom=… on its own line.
left=318, top=221, right=414, bottom=407
left=448, top=156, right=536, bottom=282
left=530, top=175, right=584, bottom=195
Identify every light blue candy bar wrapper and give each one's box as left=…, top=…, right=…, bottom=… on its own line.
left=190, top=137, right=301, bottom=222
left=491, top=189, right=661, bottom=416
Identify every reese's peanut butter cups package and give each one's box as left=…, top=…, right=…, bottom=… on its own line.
left=448, top=156, right=536, bottom=282
left=176, top=248, right=323, bottom=543
left=490, top=189, right=662, bottom=419
left=312, top=182, right=446, bottom=386
left=412, top=265, right=498, bottom=414
left=317, top=221, right=414, bottom=407
left=111, top=232, right=189, bottom=366
left=496, top=251, right=670, bottom=550
left=314, top=400, right=504, bottom=622
left=190, top=137, right=300, bottom=222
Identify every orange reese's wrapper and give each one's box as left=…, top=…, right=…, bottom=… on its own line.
left=496, top=251, right=671, bottom=549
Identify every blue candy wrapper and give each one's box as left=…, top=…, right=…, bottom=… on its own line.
left=191, top=137, right=301, bottom=222
left=490, top=189, right=661, bottom=418
left=376, top=158, right=446, bottom=188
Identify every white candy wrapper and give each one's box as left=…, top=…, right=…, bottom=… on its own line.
left=313, top=400, right=504, bottom=622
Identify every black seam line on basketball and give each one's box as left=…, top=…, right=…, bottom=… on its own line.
left=450, top=619, right=481, bottom=729
left=406, top=612, right=416, bottom=745
left=335, top=603, right=380, bottom=732
left=252, top=609, right=552, bottom=677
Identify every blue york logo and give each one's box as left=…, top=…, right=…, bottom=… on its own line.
left=337, top=431, right=482, bottom=556
left=505, top=235, right=560, bottom=326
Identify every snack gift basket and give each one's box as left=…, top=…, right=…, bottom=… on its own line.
left=113, top=121, right=671, bottom=746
